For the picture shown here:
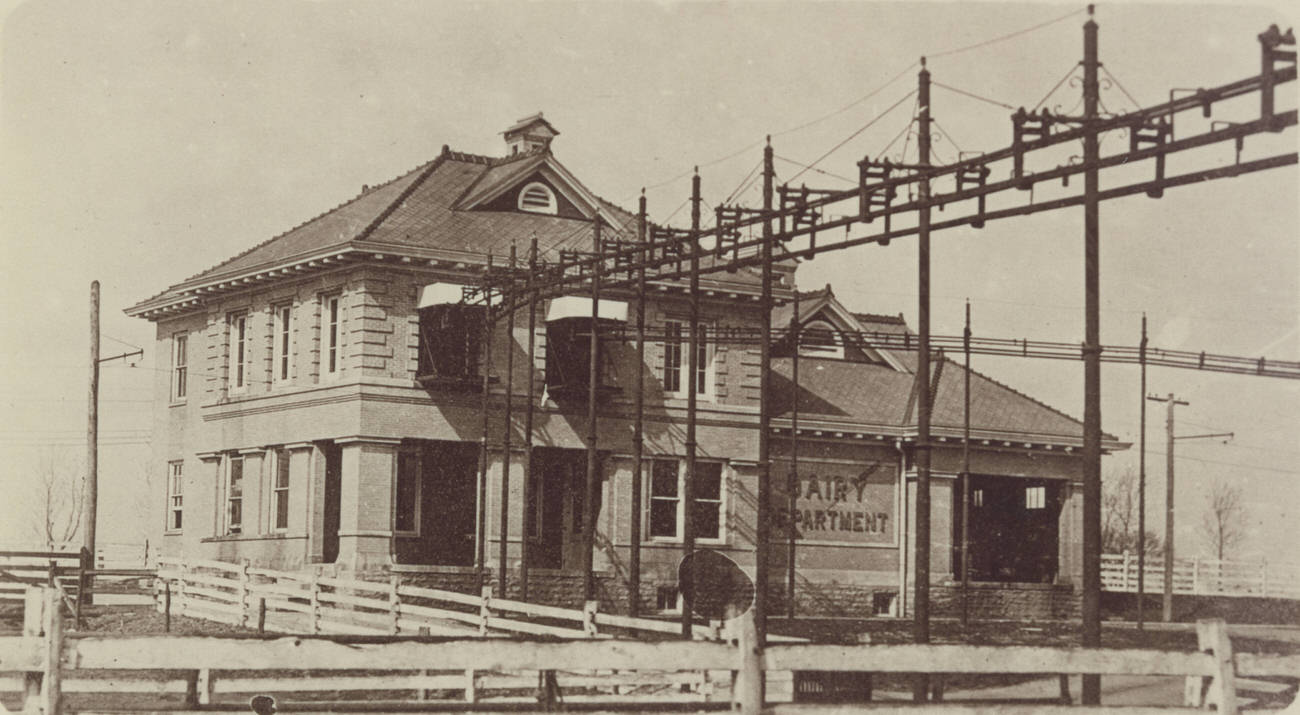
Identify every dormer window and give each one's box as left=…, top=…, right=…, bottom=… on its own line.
left=800, top=320, right=844, bottom=359
left=518, top=182, right=557, bottom=215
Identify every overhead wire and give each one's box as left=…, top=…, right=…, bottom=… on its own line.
left=774, top=155, right=856, bottom=185
left=787, top=89, right=917, bottom=185
left=927, top=6, right=1088, bottom=60
left=933, top=81, right=1016, bottom=111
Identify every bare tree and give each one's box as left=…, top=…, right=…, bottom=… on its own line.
left=1102, top=468, right=1161, bottom=555
left=31, top=447, right=85, bottom=549
left=1199, top=478, right=1245, bottom=561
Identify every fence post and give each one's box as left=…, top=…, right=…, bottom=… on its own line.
left=164, top=581, right=172, bottom=634
left=239, top=559, right=252, bottom=626
left=583, top=599, right=599, bottom=638
left=196, top=668, right=213, bottom=706
left=309, top=572, right=322, bottom=635
left=1260, top=558, right=1268, bottom=597
left=464, top=669, right=477, bottom=704
left=178, top=559, right=189, bottom=619
left=41, top=586, right=63, bottom=715
left=732, top=609, right=762, bottom=715
left=257, top=596, right=267, bottom=635
left=389, top=574, right=401, bottom=635
left=1192, top=556, right=1201, bottom=595
left=78, top=546, right=92, bottom=617
left=479, top=585, right=492, bottom=636
left=1122, top=550, right=1131, bottom=591
left=22, top=587, right=44, bottom=712
left=1193, top=618, right=1237, bottom=715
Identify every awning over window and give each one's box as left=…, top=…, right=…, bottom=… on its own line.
left=545, top=296, right=628, bottom=323
left=418, top=283, right=467, bottom=308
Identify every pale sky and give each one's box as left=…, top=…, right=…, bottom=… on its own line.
left=1, top=1, right=1296, bottom=563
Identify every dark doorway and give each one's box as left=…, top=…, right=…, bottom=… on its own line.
left=393, top=440, right=478, bottom=566
left=528, top=448, right=601, bottom=571
left=959, top=474, right=1062, bottom=583
left=321, top=442, right=342, bottom=564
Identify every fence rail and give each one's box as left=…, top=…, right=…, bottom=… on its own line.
left=1101, top=553, right=1300, bottom=600
left=153, top=557, right=802, bottom=644
left=4, top=585, right=1296, bottom=714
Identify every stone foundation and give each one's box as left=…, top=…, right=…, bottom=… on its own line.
left=929, top=582, right=1079, bottom=621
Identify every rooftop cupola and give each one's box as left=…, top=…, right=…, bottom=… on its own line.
left=502, top=112, right=559, bottom=155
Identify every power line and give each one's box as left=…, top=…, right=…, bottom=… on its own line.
left=927, top=6, right=1087, bottom=60
left=933, top=81, right=1016, bottom=111
left=787, top=90, right=917, bottom=185
left=1144, top=450, right=1300, bottom=476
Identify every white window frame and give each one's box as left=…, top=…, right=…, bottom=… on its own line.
left=166, top=461, right=183, bottom=533
left=170, top=332, right=188, bottom=402
left=517, top=181, right=558, bottom=215
left=321, top=294, right=342, bottom=379
left=228, top=312, right=250, bottom=392
left=646, top=458, right=726, bottom=545
left=663, top=319, right=713, bottom=400
left=273, top=303, right=293, bottom=383
left=270, top=448, right=290, bottom=533
left=225, top=454, right=244, bottom=535
left=393, top=449, right=422, bottom=537
left=800, top=319, right=845, bottom=359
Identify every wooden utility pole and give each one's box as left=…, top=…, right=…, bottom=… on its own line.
left=756, top=138, right=775, bottom=645
left=521, top=237, right=537, bottom=601
left=1137, top=314, right=1148, bottom=631
left=84, top=281, right=100, bottom=606
left=499, top=244, right=516, bottom=597
left=476, top=256, right=494, bottom=592
left=960, top=300, right=972, bottom=627
left=913, top=56, right=933, bottom=703
left=682, top=170, right=702, bottom=638
left=1080, top=5, right=1103, bottom=705
left=630, top=195, right=647, bottom=617
left=583, top=220, right=602, bottom=602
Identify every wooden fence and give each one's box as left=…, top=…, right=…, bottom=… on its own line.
left=3, top=585, right=1297, bottom=714
left=1102, top=553, right=1300, bottom=600
left=153, top=556, right=802, bottom=644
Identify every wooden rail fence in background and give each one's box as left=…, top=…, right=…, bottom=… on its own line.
left=3, top=585, right=1296, bottom=714
left=1102, top=553, right=1300, bottom=600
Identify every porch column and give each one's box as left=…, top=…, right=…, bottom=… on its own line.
left=335, top=436, right=401, bottom=573
left=1059, top=480, right=1085, bottom=586
left=284, top=442, right=314, bottom=566
left=195, top=452, right=223, bottom=547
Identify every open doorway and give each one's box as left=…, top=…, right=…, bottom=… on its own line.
left=956, top=474, right=1063, bottom=583
left=528, top=447, right=602, bottom=571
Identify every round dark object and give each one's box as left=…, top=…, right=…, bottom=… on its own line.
left=677, top=548, right=755, bottom=620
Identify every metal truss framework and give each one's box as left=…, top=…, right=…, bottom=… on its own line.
left=459, top=11, right=1294, bottom=706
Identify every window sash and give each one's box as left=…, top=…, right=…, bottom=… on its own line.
left=171, top=334, right=187, bottom=400
left=230, top=314, right=249, bottom=389
left=647, top=459, right=723, bottom=541
left=272, top=449, right=290, bottom=531
left=324, top=296, right=341, bottom=375
left=663, top=321, right=709, bottom=397
left=274, top=305, right=292, bottom=382
left=227, top=456, right=244, bottom=534
left=167, top=462, right=183, bottom=531
left=662, top=322, right=682, bottom=393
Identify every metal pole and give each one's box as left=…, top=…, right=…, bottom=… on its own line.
left=960, top=300, right=971, bottom=628
left=756, top=138, right=774, bottom=645
left=499, top=244, right=516, bottom=597
left=1081, top=6, right=1103, bottom=704
left=583, top=220, right=602, bottom=602
left=913, top=58, right=933, bottom=702
left=521, top=237, right=537, bottom=602
left=682, top=170, right=702, bottom=638
left=630, top=194, right=647, bottom=617
left=85, top=281, right=99, bottom=606
left=1137, top=314, right=1147, bottom=631
left=476, top=256, right=494, bottom=592
left=787, top=290, right=800, bottom=620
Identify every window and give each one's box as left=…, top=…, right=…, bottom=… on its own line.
left=229, top=313, right=250, bottom=391
left=322, top=294, right=341, bottom=377
left=226, top=455, right=244, bottom=535
left=166, top=461, right=183, bottom=532
left=394, top=450, right=421, bottom=535
left=663, top=320, right=710, bottom=397
left=273, top=304, right=292, bottom=382
left=517, top=181, right=557, bottom=214
left=973, top=488, right=984, bottom=507
left=1025, top=485, right=1046, bottom=510
left=417, top=303, right=484, bottom=382
left=170, top=333, right=188, bottom=401
left=271, top=448, right=290, bottom=532
left=647, top=458, right=724, bottom=542
left=800, top=320, right=844, bottom=359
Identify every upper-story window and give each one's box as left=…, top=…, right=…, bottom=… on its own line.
left=273, top=304, right=293, bottom=382
left=800, top=319, right=844, bottom=359
left=170, top=332, right=188, bottom=402
left=417, top=300, right=484, bottom=386
left=228, top=313, right=250, bottom=392
left=166, top=461, right=183, bottom=532
left=322, top=294, right=341, bottom=378
left=663, top=319, right=711, bottom=399
left=517, top=182, right=557, bottom=215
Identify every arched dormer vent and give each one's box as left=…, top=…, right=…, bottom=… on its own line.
left=518, top=182, right=558, bottom=214
left=800, top=319, right=844, bottom=359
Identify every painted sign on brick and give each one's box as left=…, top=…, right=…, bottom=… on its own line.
left=770, top=460, right=897, bottom=544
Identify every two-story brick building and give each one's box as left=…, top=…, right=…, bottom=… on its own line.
left=127, top=115, right=1124, bottom=618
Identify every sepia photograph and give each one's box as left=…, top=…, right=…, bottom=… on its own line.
left=0, top=0, right=1297, bottom=712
